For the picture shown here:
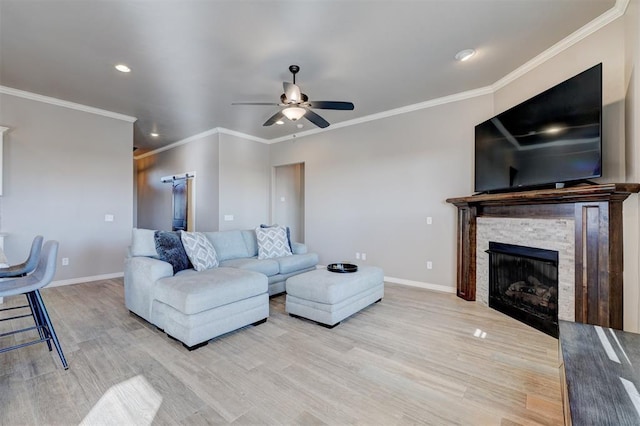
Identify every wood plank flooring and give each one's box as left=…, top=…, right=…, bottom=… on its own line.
left=0, top=279, right=563, bottom=425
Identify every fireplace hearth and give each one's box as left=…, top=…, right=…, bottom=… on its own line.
left=487, top=242, right=559, bottom=337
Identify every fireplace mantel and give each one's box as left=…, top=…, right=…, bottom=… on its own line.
left=446, top=183, right=640, bottom=330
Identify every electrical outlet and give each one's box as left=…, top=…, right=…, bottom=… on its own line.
left=355, top=252, right=361, bottom=260
left=62, top=258, right=69, bottom=266
left=427, top=261, right=433, bottom=270
left=362, top=253, right=367, bottom=261
left=224, top=215, right=234, bottom=221
left=427, top=216, right=432, bottom=225
left=104, top=214, right=114, bottom=222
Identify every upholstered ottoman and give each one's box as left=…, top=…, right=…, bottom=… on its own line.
left=285, top=266, right=384, bottom=328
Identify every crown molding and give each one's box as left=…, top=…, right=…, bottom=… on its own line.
left=492, top=0, right=629, bottom=91
left=0, top=85, right=137, bottom=123
left=134, top=126, right=270, bottom=160
left=134, top=127, right=220, bottom=159
left=217, top=127, right=269, bottom=144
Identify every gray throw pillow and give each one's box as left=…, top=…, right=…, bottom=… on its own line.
left=260, top=223, right=292, bottom=252
left=255, top=226, right=293, bottom=259
left=180, top=231, right=219, bottom=271
left=154, top=231, right=192, bottom=274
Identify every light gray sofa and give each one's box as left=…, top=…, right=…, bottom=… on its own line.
left=124, top=228, right=318, bottom=349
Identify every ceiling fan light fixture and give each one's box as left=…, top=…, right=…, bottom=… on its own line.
left=455, top=49, right=476, bottom=62
left=282, top=106, right=306, bottom=121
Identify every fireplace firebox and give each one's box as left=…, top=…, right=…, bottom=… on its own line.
left=487, top=242, right=559, bottom=337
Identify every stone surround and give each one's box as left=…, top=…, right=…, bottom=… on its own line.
left=476, top=217, right=575, bottom=322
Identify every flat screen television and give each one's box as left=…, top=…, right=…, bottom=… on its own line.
left=474, top=63, right=602, bottom=193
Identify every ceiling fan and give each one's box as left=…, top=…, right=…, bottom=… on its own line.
left=233, top=65, right=354, bottom=129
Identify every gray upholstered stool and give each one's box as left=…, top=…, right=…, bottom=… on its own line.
left=285, top=265, right=384, bottom=328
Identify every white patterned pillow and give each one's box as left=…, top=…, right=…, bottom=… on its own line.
left=180, top=231, right=219, bottom=271
left=256, top=226, right=293, bottom=259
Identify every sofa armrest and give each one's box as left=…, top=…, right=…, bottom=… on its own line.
left=124, top=256, right=173, bottom=323
left=291, top=242, right=308, bottom=255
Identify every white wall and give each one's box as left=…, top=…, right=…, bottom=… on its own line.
left=270, top=95, right=493, bottom=289
left=0, top=93, right=133, bottom=281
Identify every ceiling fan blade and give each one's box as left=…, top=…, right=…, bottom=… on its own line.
left=263, top=111, right=285, bottom=126
left=304, top=110, right=330, bottom=128
left=307, top=101, right=355, bottom=110
left=283, top=82, right=301, bottom=103
left=232, top=102, right=280, bottom=106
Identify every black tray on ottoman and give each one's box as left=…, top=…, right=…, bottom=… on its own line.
left=327, top=263, right=358, bottom=273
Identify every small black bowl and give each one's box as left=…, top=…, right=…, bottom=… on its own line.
left=327, top=263, right=358, bottom=273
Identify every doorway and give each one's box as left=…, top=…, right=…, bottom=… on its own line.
left=163, top=172, right=196, bottom=231
left=273, top=163, right=305, bottom=243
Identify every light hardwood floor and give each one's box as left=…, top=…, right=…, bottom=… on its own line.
left=0, top=279, right=563, bottom=425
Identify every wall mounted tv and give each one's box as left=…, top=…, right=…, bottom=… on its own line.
left=474, top=63, right=602, bottom=193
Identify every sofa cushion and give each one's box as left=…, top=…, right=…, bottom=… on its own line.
left=256, top=226, right=292, bottom=259
left=155, top=267, right=267, bottom=315
left=277, top=253, right=319, bottom=275
left=131, top=228, right=158, bottom=257
left=180, top=231, right=219, bottom=271
left=241, top=230, right=259, bottom=257
left=155, top=231, right=192, bottom=274
left=219, top=257, right=280, bottom=276
left=206, top=231, right=250, bottom=261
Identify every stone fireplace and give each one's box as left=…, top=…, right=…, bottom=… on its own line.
left=447, top=183, right=640, bottom=331
left=476, top=217, right=574, bottom=332
left=486, top=241, right=559, bottom=336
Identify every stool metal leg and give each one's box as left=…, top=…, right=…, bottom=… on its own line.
left=26, top=292, right=51, bottom=351
left=33, top=290, right=68, bottom=369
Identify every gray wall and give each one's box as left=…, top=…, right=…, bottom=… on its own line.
left=218, top=133, right=270, bottom=230
left=0, top=93, right=133, bottom=281
left=135, top=131, right=269, bottom=232
left=270, top=95, right=493, bottom=289
left=624, top=0, right=640, bottom=332
left=136, top=133, right=220, bottom=231
left=273, top=162, right=305, bottom=242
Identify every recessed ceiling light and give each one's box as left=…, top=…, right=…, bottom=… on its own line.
left=115, top=64, right=131, bottom=73
left=455, top=49, right=476, bottom=62
left=150, top=132, right=159, bottom=137
left=275, top=120, right=284, bottom=125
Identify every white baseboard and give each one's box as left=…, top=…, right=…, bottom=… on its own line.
left=315, top=265, right=455, bottom=294
left=46, top=270, right=455, bottom=295
left=48, top=272, right=124, bottom=288
left=384, top=276, right=456, bottom=294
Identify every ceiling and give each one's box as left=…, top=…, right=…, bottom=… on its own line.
left=0, top=0, right=617, bottom=152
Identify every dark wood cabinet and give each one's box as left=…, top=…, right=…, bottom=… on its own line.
left=446, top=183, right=640, bottom=329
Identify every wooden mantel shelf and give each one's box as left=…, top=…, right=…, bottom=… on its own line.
left=446, top=183, right=640, bottom=206
left=446, top=183, right=640, bottom=330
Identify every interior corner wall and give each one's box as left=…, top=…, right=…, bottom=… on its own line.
left=624, top=0, right=640, bottom=333
left=0, top=93, right=133, bottom=281
left=135, top=133, right=220, bottom=232
left=218, top=133, right=270, bottom=231
left=269, top=94, right=493, bottom=289
left=495, top=13, right=639, bottom=331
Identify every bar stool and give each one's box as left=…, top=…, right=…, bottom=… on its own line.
left=0, top=240, right=68, bottom=369
left=0, top=235, right=43, bottom=278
